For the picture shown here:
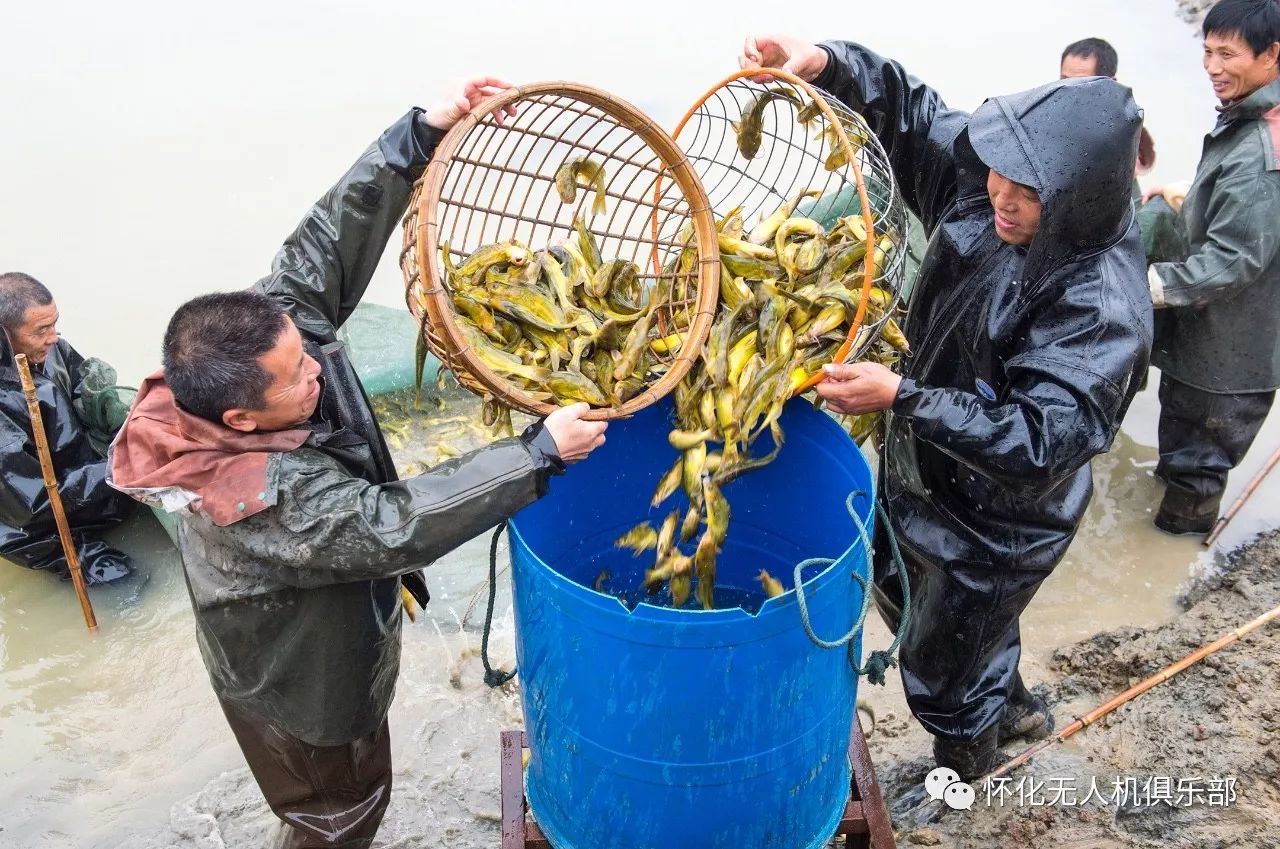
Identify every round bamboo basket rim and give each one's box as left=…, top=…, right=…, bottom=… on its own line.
left=408, top=81, right=721, bottom=422
left=669, top=68, right=883, bottom=395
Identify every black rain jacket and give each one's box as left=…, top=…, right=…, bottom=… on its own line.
left=814, top=42, right=1151, bottom=739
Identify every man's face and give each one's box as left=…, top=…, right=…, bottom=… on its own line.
left=1203, top=32, right=1280, bottom=103
left=1059, top=54, right=1100, bottom=79
left=987, top=171, right=1042, bottom=247
left=9, top=301, right=60, bottom=365
left=223, top=317, right=322, bottom=433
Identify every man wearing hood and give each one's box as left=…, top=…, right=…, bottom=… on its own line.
left=108, top=79, right=607, bottom=848
left=0, top=272, right=135, bottom=584
left=1142, top=0, right=1280, bottom=536
left=739, top=37, right=1152, bottom=778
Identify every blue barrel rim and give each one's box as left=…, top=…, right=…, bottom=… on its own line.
left=507, top=408, right=876, bottom=624
left=507, top=488, right=874, bottom=622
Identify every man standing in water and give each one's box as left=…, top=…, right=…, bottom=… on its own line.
left=738, top=36, right=1151, bottom=783
left=109, top=79, right=606, bottom=848
left=1058, top=37, right=1158, bottom=187
left=0, top=272, right=135, bottom=584
left=1059, top=36, right=1120, bottom=78
left=1143, top=0, right=1280, bottom=535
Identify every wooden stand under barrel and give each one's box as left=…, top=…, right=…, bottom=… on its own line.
left=499, top=721, right=896, bottom=849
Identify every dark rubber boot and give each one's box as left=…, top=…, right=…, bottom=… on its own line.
left=889, top=781, right=941, bottom=827
left=1154, top=375, right=1274, bottom=537
left=82, top=547, right=132, bottom=585
left=1153, top=510, right=1217, bottom=536
left=1153, top=491, right=1218, bottom=536
left=933, top=724, right=1002, bottom=782
left=998, top=675, right=1054, bottom=745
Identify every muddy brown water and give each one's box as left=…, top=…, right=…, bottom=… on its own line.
left=3, top=2, right=1275, bottom=846
left=3, top=379, right=1274, bottom=848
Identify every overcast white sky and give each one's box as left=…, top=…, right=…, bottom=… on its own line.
left=2, top=0, right=1211, bottom=381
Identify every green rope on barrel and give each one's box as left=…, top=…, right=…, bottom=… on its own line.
left=864, top=501, right=911, bottom=684
left=790, top=493, right=875, bottom=649
left=481, top=520, right=517, bottom=688
left=790, top=492, right=912, bottom=685
left=482, top=494, right=912, bottom=689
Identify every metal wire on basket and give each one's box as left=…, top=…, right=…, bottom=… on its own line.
left=669, top=69, right=910, bottom=375
left=399, top=82, right=720, bottom=421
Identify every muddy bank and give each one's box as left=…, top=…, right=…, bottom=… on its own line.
left=864, top=530, right=1280, bottom=849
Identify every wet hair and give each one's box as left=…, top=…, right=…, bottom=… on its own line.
left=0, top=272, right=54, bottom=332
left=1204, top=0, right=1280, bottom=56
left=1061, top=38, right=1119, bottom=77
left=162, top=291, right=289, bottom=423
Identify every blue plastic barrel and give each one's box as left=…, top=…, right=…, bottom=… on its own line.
left=509, top=398, right=875, bottom=849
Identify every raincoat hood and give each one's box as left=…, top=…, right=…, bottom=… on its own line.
left=0, top=325, right=31, bottom=373
left=109, top=370, right=310, bottom=526
left=965, top=76, right=1143, bottom=282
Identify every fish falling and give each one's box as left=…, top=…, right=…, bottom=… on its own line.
left=607, top=86, right=906, bottom=610
left=428, top=129, right=905, bottom=611
left=611, top=189, right=907, bottom=611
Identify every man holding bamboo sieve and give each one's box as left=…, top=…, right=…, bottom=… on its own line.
left=107, top=79, right=606, bottom=849
left=740, top=36, right=1152, bottom=784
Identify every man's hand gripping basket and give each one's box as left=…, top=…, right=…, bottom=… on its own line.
left=400, top=82, right=721, bottom=421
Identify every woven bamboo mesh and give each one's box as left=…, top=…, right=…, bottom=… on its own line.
left=672, top=71, right=910, bottom=365
left=400, top=82, right=720, bottom=420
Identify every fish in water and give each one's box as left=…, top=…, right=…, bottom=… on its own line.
left=758, top=569, right=785, bottom=598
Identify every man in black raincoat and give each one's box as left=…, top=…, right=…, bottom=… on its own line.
left=109, top=79, right=607, bottom=848
left=0, top=272, right=134, bottom=584
left=739, top=37, right=1152, bottom=778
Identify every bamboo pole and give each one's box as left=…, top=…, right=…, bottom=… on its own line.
left=14, top=354, right=98, bottom=631
left=1203, top=444, right=1280, bottom=547
left=988, top=602, right=1280, bottom=779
